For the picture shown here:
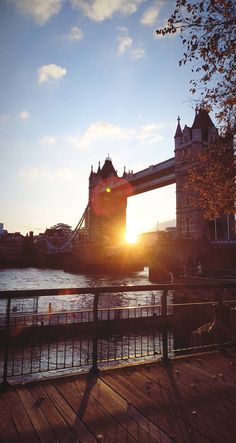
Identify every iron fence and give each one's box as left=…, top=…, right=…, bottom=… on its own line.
left=0, top=283, right=235, bottom=386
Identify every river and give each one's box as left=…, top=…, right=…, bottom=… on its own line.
left=0, top=266, right=156, bottom=314
left=0, top=266, right=150, bottom=291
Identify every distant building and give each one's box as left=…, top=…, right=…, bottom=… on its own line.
left=0, top=231, right=24, bottom=263
left=139, top=231, right=158, bottom=248
left=44, top=223, right=73, bottom=248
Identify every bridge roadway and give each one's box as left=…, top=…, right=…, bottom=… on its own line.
left=100, top=157, right=176, bottom=196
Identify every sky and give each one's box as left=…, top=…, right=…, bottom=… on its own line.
left=0, top=0, right=208, bottom=241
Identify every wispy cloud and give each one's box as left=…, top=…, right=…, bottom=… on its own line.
left=8, top=0, right=63, bottom=25
left=131, top=47, right=145, bottom=59
left=63, top=26, right=84, bottom=42
left=70, top=0, right=145, bottom=22
left=40, top=135, right=56, bottom=145
left=20, top=167, right=74, bottom=180
left=117, top=27, right=145, bottom=59
left=117, top=27, right=133, bottom=54
left=64, top=120, right=164, bottom=150
left=37, top=64, right=67, bottom=84
left=136, top=123, right=164, bottom=144
left=65, top=121, right=132, bottom=150
left=140, top=1, right=164, bottom=26
left=18, top=110, right=30, bottom=121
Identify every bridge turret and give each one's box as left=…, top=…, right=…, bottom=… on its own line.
left=175, top=108, right=233, bottom=242
left=87, top=157, right=127, bottom=245
left=100, top=156, right=117, bottom=179
left=89, top=165, right=94, bottom=179
left=97, top=161, right=101, bottom=175
left=174, top=116, right=182, bottom=149
left=191, top=107, right=217, bottom=143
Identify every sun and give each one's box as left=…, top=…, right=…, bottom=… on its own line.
left=125, top=228, right=138, bottom=244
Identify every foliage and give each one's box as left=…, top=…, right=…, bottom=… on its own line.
left=156, top=0, right=236, bottom=132
left=186, top=135, right=236, bottom=220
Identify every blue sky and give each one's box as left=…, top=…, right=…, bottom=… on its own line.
left=0, top=0, right=207, bottom=240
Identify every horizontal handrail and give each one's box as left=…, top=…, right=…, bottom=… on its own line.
left=0, top=281, right=236, bottom=299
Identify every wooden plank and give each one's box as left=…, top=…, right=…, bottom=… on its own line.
left=55, top=378, right=136, bottom=443
left=16, top=385, right=59, bottom=443
left=140, top=363, right=236, bottom=442
left=178, top=357, right=236, bottom=407
left=75, top=377, right=159, bottom=443
left=115, top=369, right=218, bottom=443
left=43, top=382, right=95, bottom=443
left=165, top=358, right=236, bottom=420
left=0, top=394, right=20, bottom=443
left=72, top=378, right=142, bottom=443
left=29, top=383, right=78, bottom=443
left=186, top=354, right=236, bottom=387
left=101, top=371, right=195, bottom=443
left=4, top=388, right=39, bottom=443
left=82, top=377, right=172, bottom=443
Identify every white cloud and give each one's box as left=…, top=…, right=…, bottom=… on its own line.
left=20, top=167, right=74, bottom=180
left=19, top=110, right=30, bottom=121
left=136, top=123, right=164, bottom=144
left=131, top=47, right=145, bottom=59
left=37, top=64, right=67, bottom=83
left=64, top=26, right=84, bottom=42
left=119, top=36, right=132, bottom=52
left=141, top=1, right=164, bottom=26
left=9, top=0, right=63, bottom=25
left=117, top=27, right=145, bottom=58
left=65, top=121, right=132, bottom=150
left=70, top=0, right=145, bottom=22
left=40, top=135, right=56, bottom=145
left=65, top=120, right=164, bottom=150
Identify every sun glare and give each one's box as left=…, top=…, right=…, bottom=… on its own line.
left=125, top=229, right=138, bottom=244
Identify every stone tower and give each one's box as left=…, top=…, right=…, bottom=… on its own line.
left=175, top=109, right=234, bottom=241
left=86, top=157, right=127, bottom=244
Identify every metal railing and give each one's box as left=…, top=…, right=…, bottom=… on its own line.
left=0, top=282, right=235, bottom=387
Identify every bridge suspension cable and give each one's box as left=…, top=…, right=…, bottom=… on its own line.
left=45, top=204, right=89, bottom=253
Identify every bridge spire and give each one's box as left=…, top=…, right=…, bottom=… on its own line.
left=174, top=116, right=182, bottom=138
left=97, top=161, right=101, bottom=174
left=89, top=165, right=94, bottom=179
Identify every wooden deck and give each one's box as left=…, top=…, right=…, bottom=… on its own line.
left=1, top=351, right=236, bottom=442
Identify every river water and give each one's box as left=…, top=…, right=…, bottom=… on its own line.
left=0, top=266, right=156, bottom=314
left=0, top=266, right=150, bottom=291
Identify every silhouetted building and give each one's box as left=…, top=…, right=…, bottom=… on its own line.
left=87, top=156, right=127, bottom=244
left=174, top=109, right=235, bottom=241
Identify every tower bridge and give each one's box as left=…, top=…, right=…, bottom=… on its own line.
left=45, top=109, right=235, bottom=274
left=96, top=157, right=176, bottom=196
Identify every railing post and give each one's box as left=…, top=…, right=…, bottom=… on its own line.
left=161, top=289, right=169, bottom=363
left=216, top=289, right=229, bottom=353
left=0, top=296, right=11, bottom=391
left=90, top=292, right=100, bottom=376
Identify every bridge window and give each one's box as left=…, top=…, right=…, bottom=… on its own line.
left=180, top=217, right=186, bottom=233
left=187, top=196, right=193, bottom=207
left=180, top=216, right=194, bottom=234
left=188, top=217, right=194, bottom=232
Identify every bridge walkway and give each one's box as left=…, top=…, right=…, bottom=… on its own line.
left=0, top=349, right=236, bottom=442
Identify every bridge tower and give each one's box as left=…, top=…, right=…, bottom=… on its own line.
left=86, top=156, right=127, bottom=244
left=175, top=109, right=234, bottom=241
